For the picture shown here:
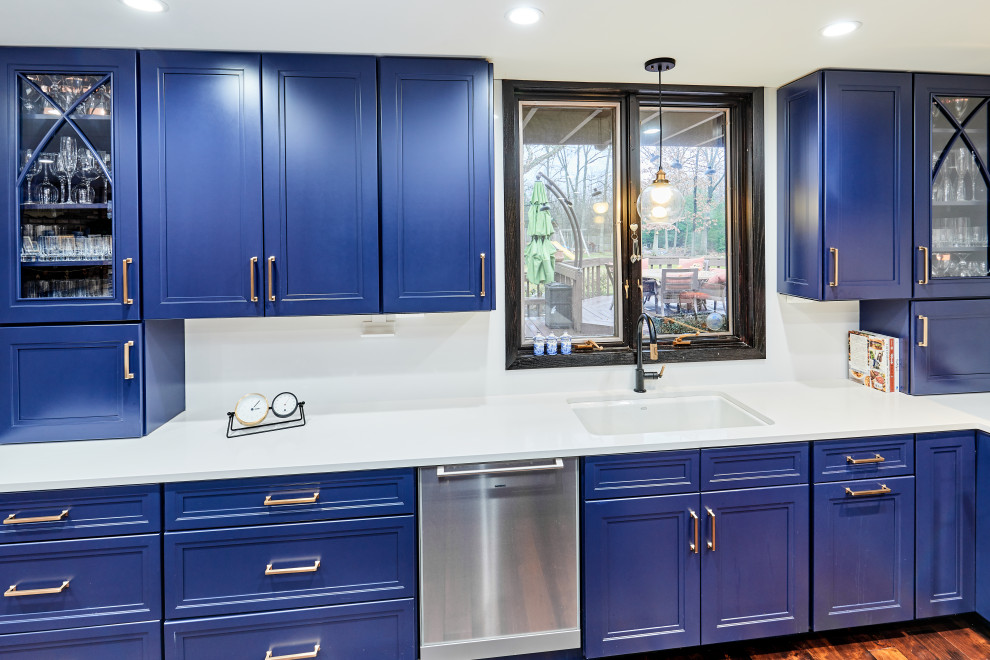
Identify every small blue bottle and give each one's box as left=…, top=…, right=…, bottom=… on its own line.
left=561, top=331, right=572, bottom=355
left=546, top=332, right=558, bottom=355
left=533, top=332, right=545, bottom=356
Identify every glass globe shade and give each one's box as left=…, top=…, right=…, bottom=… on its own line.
left=592, top=201, right=609, bottom=214
left=637, top=178, right=684, bottom=225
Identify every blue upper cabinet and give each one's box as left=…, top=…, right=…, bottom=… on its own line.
left=0, top=48, right=140, bottom=324
left=140, top=51, right=264, bottom=319
left=0, top=321, right=184, bottom=444
left=777, top=70, right=912, bottom=300
left=379, top=58, right=494, bottom=313
left=261, top=54, right=380, bottom=316
left=914, top=74, right=990, bottom=298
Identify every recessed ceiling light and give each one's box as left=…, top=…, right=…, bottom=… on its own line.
left=120, top=0, right=169, bottom=12
left=644, top=128, right=661, bottom=135
left=821, top=20, right=861, bottom=37
left=506, top=7, right=543, bottom=25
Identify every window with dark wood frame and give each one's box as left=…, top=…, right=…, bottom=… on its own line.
left=503, top=80, right=765, bottom=370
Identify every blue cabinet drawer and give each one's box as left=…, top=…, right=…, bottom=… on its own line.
left=165, top=599, right=416, bottom=660
left=164, top=469, right=415, bottom=530
left=583, top=451, right=700, bottom=499
left=0, top=485, right=160, bottom=544
left=813, top=435, right=914, bottom=482
left=0, top=534, right=160, bottom=634
left=0, top=620, right=161, bottom=659
left=701, top=443, right=809, bottom=490
left=165, top=516, right=415, bottom=618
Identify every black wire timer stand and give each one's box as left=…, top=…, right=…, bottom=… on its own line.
left=226, top=402, right=307, bottom=438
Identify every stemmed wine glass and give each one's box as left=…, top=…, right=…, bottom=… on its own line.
left=76, top=150, right=100, bottom=204
left=56, top=136, right=77, bottom=203
left=19, top=79, right=41, bottom=114
left=21, top=150, right=40, bottom=203
left=34, top=154, right=59, bottom=205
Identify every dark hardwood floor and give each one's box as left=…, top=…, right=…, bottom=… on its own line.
left=632, top=615, right=990, bottom=660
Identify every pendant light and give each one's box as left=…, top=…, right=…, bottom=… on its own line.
left=637, top=57, right=685, bottom=226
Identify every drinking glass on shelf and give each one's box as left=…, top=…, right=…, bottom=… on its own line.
left=932, top=253, right=950, bottom=278
left=20, top=81, right=41, bottom=114
left=34, top=156, right=59, bottom=204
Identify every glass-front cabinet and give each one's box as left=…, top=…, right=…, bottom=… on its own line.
left=915, top=74, right=990, bottom=298
left=1, top=48, right=138, bottom=323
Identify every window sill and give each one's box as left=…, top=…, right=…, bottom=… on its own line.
left=505, top=336, right=765, bottom=370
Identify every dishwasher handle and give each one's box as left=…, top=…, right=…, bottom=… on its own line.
left=436, top=459, right=564, bottom=478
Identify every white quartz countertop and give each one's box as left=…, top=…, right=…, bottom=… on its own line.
left=2, top=380, right=989, bottom=493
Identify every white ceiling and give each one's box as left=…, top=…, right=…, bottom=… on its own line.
left=2, top=0, right=990, bottom=88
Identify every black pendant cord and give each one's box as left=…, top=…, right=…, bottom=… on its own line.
left=657, top=67, right=663, bottom=161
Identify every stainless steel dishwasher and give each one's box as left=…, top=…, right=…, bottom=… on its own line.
left=419, top=458, right=579, bottom=660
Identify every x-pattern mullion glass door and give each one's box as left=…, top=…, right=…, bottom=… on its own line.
left=916, top=74, right=990, bottom=298
left=3, top=48, right=139, bottom=323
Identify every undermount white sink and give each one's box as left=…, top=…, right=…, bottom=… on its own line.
left=569, top=391, right=772, bottom=436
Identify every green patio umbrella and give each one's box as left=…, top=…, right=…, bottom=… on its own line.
left=524, top=181, right=556, bottom=285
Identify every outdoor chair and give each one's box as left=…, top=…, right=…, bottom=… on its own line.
left=659, top=268, right=700, bottom=315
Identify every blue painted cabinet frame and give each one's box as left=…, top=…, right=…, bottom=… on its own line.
left=916, top=431, right=975, bottom=618
left=379, top=57, right=494, bottom=313
left=261, top=54, right=380, bottom=316
left=777, top=70, right=913, bottom=301
left=140, top=50, right=264, bottom=319
left=913, top=74, right=990, bottom=299
left=0, top=47, right=140, bottom=324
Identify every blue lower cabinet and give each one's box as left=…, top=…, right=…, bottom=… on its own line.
left=164, top=516, right=415, bottom=618
left=977, top=432, right=990, bottom=620
left=700, top=485, right=809, bottom=644
left=0, top=321, right=184, bottom=444
left=916, top=431, right=975, bottom=618
left=0, top=534, right=160, bottom=634
left=164, top=599, right=416, bottom=660
left=582, top=493, right=700, bottom=658
left=813, top=475, right=915, bottom=630
left=0, top=620, right=161, bottom=659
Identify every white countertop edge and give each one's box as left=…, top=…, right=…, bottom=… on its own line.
left=2, top=379, right=989, bottom=493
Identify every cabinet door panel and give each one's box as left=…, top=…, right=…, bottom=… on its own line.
left=822, top=71, right=913, bottom=300
left=583, top=494, right=700, bottom=658
left=379, top=58, right=493, bottom=312
left=977, top=432, right=990, bottom=620
left=911, top=299, right=990, bottom=394
left=141, top=51, right=263, bottom=319
left=813, top=476, right=914, bottom=630
left=0, top=47, right=140, bottom=324
left=262, top=54, right=379, bottom=316
left=0, top=324, right=142, bottom=443
left=700, top=485, right=809, bottom=645
left=916, top=431, right=975, bottom=617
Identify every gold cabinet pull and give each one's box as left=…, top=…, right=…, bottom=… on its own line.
left=124, top=340, right=135, bottom=380
left=918, top=246, right=929, bottom=285
left=480, top=252, right=486, bottom=297
left=250, top=256, right=259, bottom=302
left=267, top=256, right=276, bottom=302
left=265, top=645, right=320, bottom=660
left=846, top=453, right=885, bottom=465
left=122, top=257, right=134, bottom=304
left=4, top=510, right=69, bottom=525
left=829, top=247, right=839, bottom=287
left=706, top=507, right=716, bottom=551
left=265, top=560, right=321, bottom=576
left=624, top=280, right=629, bottom=299
left=845, top=484, right=892, bottom=497
left=4, top=580, right=70, bottom=598
left=263, top=493, right=319, bottom=506
left=689, top=509, right=699, bottom=554
left=918, top=315, right=929, bottom=347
